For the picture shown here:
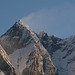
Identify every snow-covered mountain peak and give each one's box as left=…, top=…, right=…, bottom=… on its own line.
left=1, top=20, right=31, bottom=38
left=0, top=20, right=34, bottom=55
left=0, top=20, right=75, bottom=75
left=16, top=20, right=30, bottom=28
left=0, top=20, right=58, bottom=75
left=39, top=31, right=48, bottom=39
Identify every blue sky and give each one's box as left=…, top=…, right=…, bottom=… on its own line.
left=0, top=0, right=75, bottom=38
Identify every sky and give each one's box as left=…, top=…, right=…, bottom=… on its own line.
left=0, top=0, right=75, bottom=38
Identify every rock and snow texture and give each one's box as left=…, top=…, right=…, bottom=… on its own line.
left=0, top=45, right=17, bottom=75
left=39, top=32, right=75, bottom=75
left=9, top=43, right=34, bottom=75
left=0, top=20, right=75, bottom=75
left=1, top=20, right=75, bottom=75
left=0, top=20, right=58, bottom=75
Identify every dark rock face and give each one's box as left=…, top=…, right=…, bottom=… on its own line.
left=0, top=45, right=17, bottom=75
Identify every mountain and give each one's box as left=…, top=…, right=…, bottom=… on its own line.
left=39, top=32, right=75, bottom=75
left=0, top=44, right=17, bottom=75
left=0, top=20, right=75, bottom=75
left=0, top=20, right=58, bottom=75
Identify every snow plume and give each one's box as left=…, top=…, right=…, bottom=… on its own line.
left=21, top=2, right=75, bottom=38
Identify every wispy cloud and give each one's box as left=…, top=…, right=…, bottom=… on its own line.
left=21, top=2, right=75, bottom=38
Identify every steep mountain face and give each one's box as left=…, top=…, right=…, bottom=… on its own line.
left=0, top=44, right=17, bottom=75
left=0, top=20, right=58, bottom=75
left=39, top=32, right=75, bottom=75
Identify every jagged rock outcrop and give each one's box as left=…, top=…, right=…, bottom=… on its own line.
left=39, top=31, right=62, bottom=57
left=0, top=20, right=58, bottom=75
left=0, top=45, right=17, bottom=75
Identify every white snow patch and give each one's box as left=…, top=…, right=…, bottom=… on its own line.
left=13, top=36, right=19, bottom=39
